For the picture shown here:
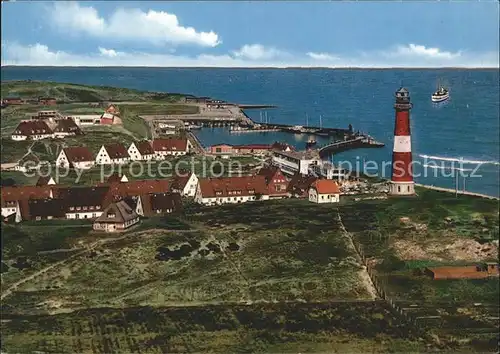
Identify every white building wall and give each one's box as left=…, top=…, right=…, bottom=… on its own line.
left=56, top=150, right=69, bottom=168
left=95, top=146, right=112, bottom=165
left=308, top=188, right=339, bottom=203
left=2, top=205, right=18, bottom=217
left=183, top=173, right=199, bottom=197
left=66, top=211, right=103, bottom=219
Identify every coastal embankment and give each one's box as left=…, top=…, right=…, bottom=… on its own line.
left=415, top=183, right=499, bottom=200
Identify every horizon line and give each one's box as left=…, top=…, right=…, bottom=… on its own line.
left=1, top=65, right=499, bottom=70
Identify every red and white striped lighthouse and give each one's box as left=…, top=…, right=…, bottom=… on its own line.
left=390, top=87, right=415, bottom=195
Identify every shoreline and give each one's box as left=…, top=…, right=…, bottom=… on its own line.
left=415, top=183, right=499, bottom=200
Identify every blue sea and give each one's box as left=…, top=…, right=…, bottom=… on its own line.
left=2, top=67, right=499, bottom=197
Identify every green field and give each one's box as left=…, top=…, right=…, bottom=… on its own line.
left=1, top=191, right=499, bottom=352
left=1, top=81, right=189, bottom=103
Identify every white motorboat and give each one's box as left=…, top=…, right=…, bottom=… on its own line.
left=431, top=86, right=449, bottom=103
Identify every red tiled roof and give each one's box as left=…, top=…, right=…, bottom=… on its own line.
left=104, top=143, right=129, bottom=159
left=36, top=176, right=55, bottom=186
left=1, top=185, right=53, bottom=204
left=198, top=176, right=268, bottom=198
left=152, top=138, right=188, bottom=152
left=56, top=186, right=111, bottom=209
left=287, top=173, right=318, bottom=196
left=427, top=265, right=499, bottom=280
left=311, top=180, right=340, bottom=194
left=109, top=179, right=170, bottom=198
left=134, top=140, right=154, bottom=155
left=257, top=166, right=281, bottom=182
left=171, top=172, right=192, bottom=191
left=12, top=120, right=52, bottom=136
left=63, top=147, right=94, bottom=162
left=145, top=192, right=182, bottom=215
left=271, top=141, right=295, bottom=151
left=234, top=144, right=272, bottom=150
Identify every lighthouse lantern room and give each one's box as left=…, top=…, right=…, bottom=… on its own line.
left=390, top=87, right=415, bottom=196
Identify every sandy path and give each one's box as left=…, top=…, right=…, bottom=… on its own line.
left=336, top=211, right=378, bottom=300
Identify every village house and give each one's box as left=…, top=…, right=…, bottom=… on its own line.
left=70, top=115, right=101, bottom=126
left=308, top=179, right=340, bottom=203
left=170, top=172, right=199, bottom=197
left=107, top=179, right=170, bottom=199
left=287, top=173, right=319, bottom=198
left=32, top=110, right=64, bottom=122
left=128, top=141, right=156, bottom=161
left=271, top=149, right=320, bottom=176
left=2, top=96, right=24, bottom=105
left=38, top=97, right=57, bottom=105
left=132, top=192, right=182, bottom=216
left=271, top=141, right=295, bottom=152
left=56, top=147, right=95, bottom=170
left=100, top=112, right=116, bottom=125
left=257, top=166, right=289, bottom=199
left=310, top=160, right=348, bottom=181
left=425, top=263, right=499, bottom=280
left=52, top=118, right=83, bottom=138
left=95, top=143, right=130, bottom=165
left=195, top=176, right=269, bottom=206
left=152, top=138, right=191, bottom=158
left=21, top=198, right=66, bottom=221
left=36, top=176, right=56, bottom=186
left=1, top=185, right=55, bottom=221
left=105, top=104, right=120, bottom=115
left=106, top=173, right=129, bottom=184
left=58, top=186, right=112, bottom=220
left=93, top=200, right=140, bottom=233
left=11, top=120, right=53, bottom=141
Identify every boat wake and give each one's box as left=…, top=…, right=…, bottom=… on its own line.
left=422, top=164, right=473, bottom=172
left=419, top=154, right=500, bottom=166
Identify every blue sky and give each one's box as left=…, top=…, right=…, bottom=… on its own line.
left=1, top=1, right=498, bottom=67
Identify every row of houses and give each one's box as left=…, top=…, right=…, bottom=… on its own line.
left=2, top=97, right=57, bottom=106
left=1, top=173, right=194, bottom=225
left=2, top=165, right=339, bottom=225
left=11, top=118, right=83, bottom=141
left=55, top=138, right=192, bottom=169
left=194, top=166, right=340, bottom=206
left=11, top=105, right=122, bottom=141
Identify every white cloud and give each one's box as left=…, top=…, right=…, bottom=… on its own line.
left=51, top=2, right=220, bottom=47
left=389, top=44, right=461, bottom=59
left=232, top=44, right=285, bottom=60
left=98, top=47, right=122, bottom=58
left=307, top=52, right=339, bottom=61
left=1, top=42, right=498, bottom=68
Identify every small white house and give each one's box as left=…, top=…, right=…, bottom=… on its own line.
left=95, top=143, right=130, bottom=165
left=171, top=172, right=199, bottom=197
left=152, top=138, right=192, bottom=159
left=128, top=141, right=155, bottom=161
left=56, top=147, right=95, bottom=170
left=308, top=180, right=340, bottom=204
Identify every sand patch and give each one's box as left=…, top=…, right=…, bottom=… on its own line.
left=392, top=238, right=498, bottom=262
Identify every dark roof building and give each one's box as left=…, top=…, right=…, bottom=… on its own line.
left=103, top=143, right=130, bottom=159
left=53, top=118, right=83, bottom=136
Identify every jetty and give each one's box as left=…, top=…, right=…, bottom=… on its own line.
left=318, top=135, right=385, bottom=157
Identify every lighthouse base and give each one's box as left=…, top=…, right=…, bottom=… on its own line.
left=389, top=181, right=415, bottom=196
